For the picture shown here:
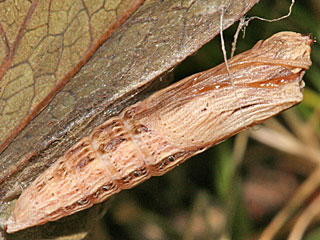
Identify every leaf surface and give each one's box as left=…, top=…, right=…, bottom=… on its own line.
left=0, top=0, right=144, bottom=152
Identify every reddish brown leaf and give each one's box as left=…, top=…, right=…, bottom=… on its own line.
left=0, top=0, right=145, bottom=153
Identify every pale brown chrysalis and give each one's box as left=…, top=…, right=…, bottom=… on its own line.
left=5, top=32, right=312, bottom=233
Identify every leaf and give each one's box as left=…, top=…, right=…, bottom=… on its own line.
left=0, top=0, right=259, bottom=239
left=0, top=0, right=145, bottom=152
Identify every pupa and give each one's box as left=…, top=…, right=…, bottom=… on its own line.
left=5, top=32, right=312, bottom=233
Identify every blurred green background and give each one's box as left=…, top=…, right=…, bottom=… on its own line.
left=99, top=1, right=320, bottom=239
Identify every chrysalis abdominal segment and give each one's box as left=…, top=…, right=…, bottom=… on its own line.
left=5, top=32, right=312, bottom=233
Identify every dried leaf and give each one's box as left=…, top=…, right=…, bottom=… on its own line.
left=0, top=0, right=259, bottom=239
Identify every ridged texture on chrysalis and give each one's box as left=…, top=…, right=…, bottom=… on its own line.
left=6, top=32, right=312, bottom=233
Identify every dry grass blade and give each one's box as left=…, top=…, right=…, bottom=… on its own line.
left=259, top=166, right=320, bottom=240
left=288, top=192, right=320, bottom=240
left=282, top=110, right=320, bottom=149
left=250, top=124, right=320, bottom=165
